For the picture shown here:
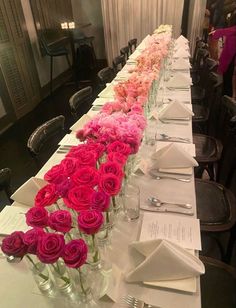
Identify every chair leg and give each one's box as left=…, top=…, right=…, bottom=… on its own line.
left=224, top=224, right=236, bottom=263
left=50, top=56, right=53, bottom=96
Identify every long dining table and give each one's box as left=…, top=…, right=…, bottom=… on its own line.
left=0, top=30, right=202, bottom=308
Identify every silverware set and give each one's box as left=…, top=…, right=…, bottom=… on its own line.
left=159, top=119, right=189, bottom=125
left=56, top=145, right=72, bottom=154
left=122, top=295, right=161, bottom=308
left=156, top=133, right=190, bottom=143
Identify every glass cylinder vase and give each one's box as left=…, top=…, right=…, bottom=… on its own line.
left=83, top=234, right=101, bottom=271
left=49, top=259, right=73, bottom=295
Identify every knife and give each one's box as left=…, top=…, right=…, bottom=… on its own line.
left=142, top=206, right=194, bottom=216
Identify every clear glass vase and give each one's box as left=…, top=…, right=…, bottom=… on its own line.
left=97, top=210, right=114, bottom=247
left=26, top=255, right=54, bottom=294
left=83, top=234, right=101, bottom=271
left=49, top=259, right=74, bottom=295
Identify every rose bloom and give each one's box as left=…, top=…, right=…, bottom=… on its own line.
left=99, top=161, right=124, bottom=178
left=34, top=184, right=59, bottom=207
left=48, top=210, right=72, bottom=233
left=2, top=231, right=28, bottom=258
left=23, top=228, right=45, bottom=254
left=44, top=164, right=64, bottom=184
left=91, top=191, right=110, bottom=212
left=107, top=152, right=127, bottom=166
left=99, top=173, right=121, bottom=196
left=107, top=141, right=131, bottom=156
left=26, top=207, right=48, bottom=228
left=63, top=185, right=94, bottom=211
left=61, top=157, right=79, bottom=176
left=37, top=233, right=65, bottom=264
left=78, top=210, right=104, bottom=235
left=72, top=166, right=99, bottom=187
left=54, top=176, right=73, bottom=198
left=63, top=239, right=87, bottom=268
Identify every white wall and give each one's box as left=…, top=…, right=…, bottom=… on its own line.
left=21, top=0, right=71, bottom=87
left=71, top=0, right=106, bottom=59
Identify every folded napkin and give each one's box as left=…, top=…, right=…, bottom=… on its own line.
left=173, top=47, right=191, bottom=58
left=125, top=239, right=205, bottom=282
left=166, top=73, right=192, bottom=88
left=151, top=143, right=198, bottom=168
left=172, top=58, right=190, bottom=70
left=70, top=114, right=91, bottom=131
left=176, top=35, right=189, bottom=44
left=11, top=177, right=47, bottom=206
left=159, top=101, right=194, bottom=119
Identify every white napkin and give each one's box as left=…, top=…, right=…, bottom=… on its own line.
left=70, top=114, right=91, bottom=131
left=172, top=58, right=191, bottom=70
left=151, top=143, right=198, bottom=168
left=159, top=101, right=194, bottom=119
left=98, top=83, right=115, bottom=98
left=133, top=159, right=148, bottom=175
left=125, top=239, right=205, bottom=282
left=176, top=35, right=189, bottom=44
left=166, top=73, right=192, bottom=88
left=11, top=177, right=47, bottom=206
left=173, top=46, right=191, bottom=58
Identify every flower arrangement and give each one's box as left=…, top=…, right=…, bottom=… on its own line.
left=1, top=25, right=172, bottom=301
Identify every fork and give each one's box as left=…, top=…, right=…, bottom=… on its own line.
left=122, top=295, right=161, bottom=308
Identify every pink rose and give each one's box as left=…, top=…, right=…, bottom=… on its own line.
left=61, top=157, right=79, bottom=176
left=107, top=141, right=131, bottom=156
left=91, top=191, right=110, bottom=211
left=107, top=152, right=128, bottom=166
left=48, top=210, right=72, bottom=233
left=86, top=141, right=105, bottom=159
left=23, top=228, right=45, bottom=254
left=99, top=173, right=122, bottom=196
left=26, top=207, right=48, bottom=228
left=37, top=233, right=65, bottom=264
left=54, top=176, right=73, bottom=198
left=76, top=129, right=86, bottom=141
left=1, top=231, right=28, bottom=258
left=99, top=161, right=123, bottom=178
left=63, top=239, right=87, bottom=268
left=78, top=210, right=104, bottom=235
left=72, top=166, right=99, bottom=187
left=63, top=185, right=94, bottom=211
left=44, top=164, right=64, bottom=184
left=34, top=184, right=59, bottom=207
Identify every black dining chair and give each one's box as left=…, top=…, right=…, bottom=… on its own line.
left=27, top=115, right=65, bottom=168
left=97, top=67, right=115, bottom=90
left=113, top=54, right=125, bottom=73
left=200, top=256, right=236, bottom=308
left=120, top=46, right=129, bottom=62
left=69, top=86, right=93, bottom=120
left=0, top=168, right=12, bottom=204
left=128, top=38, right=137, bottom=54
left=39, top=33, right=71, bottom=97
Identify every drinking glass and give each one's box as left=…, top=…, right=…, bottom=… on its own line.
left=123, top=184, right=140, bottom=221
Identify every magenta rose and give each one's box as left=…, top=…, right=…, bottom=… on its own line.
left=107, top=152, right=128, bottom=166
left=44, top=164, right=64, bottom=184
left=72, top=166, right=99, bottom=187
left=76, top=129, right=86, bottom=142
left=23, top=228, right=45, bottom=254
left=63, top=239, right=87, bottom=268
left=1, top=231, right=28, bottom=257
left=99, top=161, right=124, bottom=178
left=54, top=176, right=73, bottom=198
left=61, top=157, right=79, bottom=176
left=48, top=210, right=72, bottom=233
left=37, top=233, right=65, bottom=264
left=107, top=141, right=131, bottom=156
left=91, top=191, right=110, bottom=211
left=86, top=142, right=105, bottom=159
left=26, top=207, right=48, bottom=228
left=66, top=145, right=97, bottom=167
left=99, top=173, right=122, bottom=196
left=34, top=184, right=59, bottom=207
left=78, top=210, right=104, bottom=235
left=63, top=185, right=94, bottom=211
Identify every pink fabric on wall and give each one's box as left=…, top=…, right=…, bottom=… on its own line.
left=212, top=26, right=236, bottom=74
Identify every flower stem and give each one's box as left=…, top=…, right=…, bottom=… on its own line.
left=76, top=267, right=88, bottom=296
left=92, top=234, right=99, bottom=263
left=26, top=255, right=49, bottom=281
left=51, top=262, right=71, bottom=285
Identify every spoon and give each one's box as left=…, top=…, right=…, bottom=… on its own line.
left=148, top=197, right=192, bottom=209
left=158, top=133, right=190, bottom=143
left=155, top=176, right=191, bottom=182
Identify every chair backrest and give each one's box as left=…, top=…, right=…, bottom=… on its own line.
left=69, top=86, right=93, bottom=119
left=27, top=115, right=65, bottom=156
left=128, top=38, right=137, bottom=54
left=120, top=46, right=129, bottom=62
left=112, top=54, right=125, bottom=73
left=0, top=168, right=12, bottom=203
left=195, top=48, right=209, bottom=73
left=97, top=67, right=115, bottom=89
